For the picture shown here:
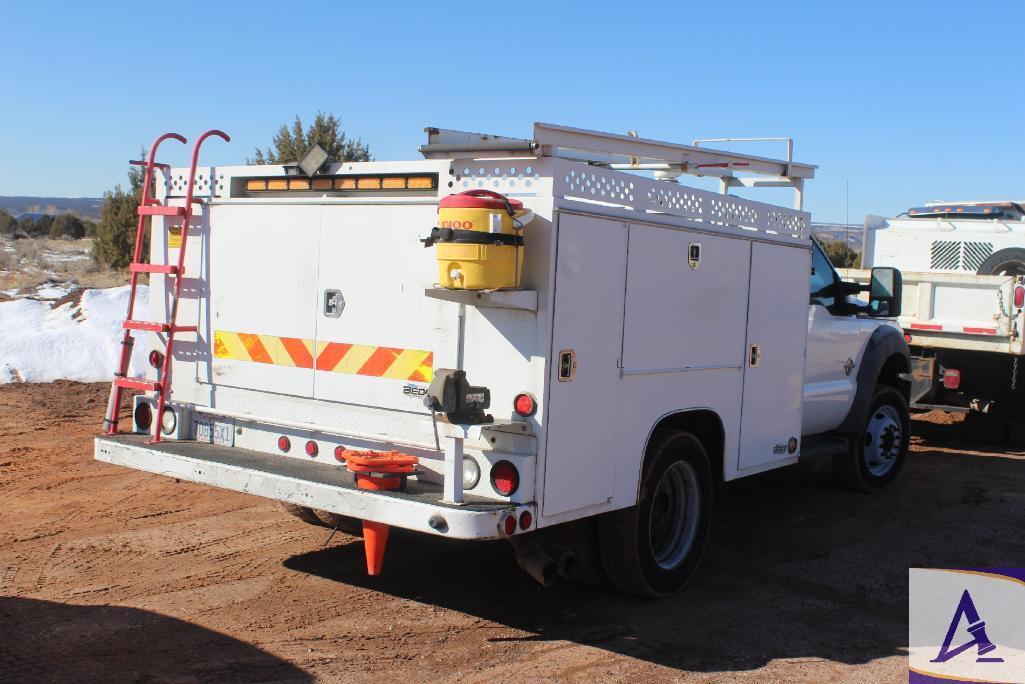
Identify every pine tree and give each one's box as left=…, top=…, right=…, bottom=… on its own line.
left=49, top=213, right=86, bottom=239
left=94, top=149, right=147, bottom=268
left=251, top=112, right=370, bottom=165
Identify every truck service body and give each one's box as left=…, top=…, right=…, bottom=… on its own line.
left=857, top=201, right=1025, bottom=420
left=96, top=124, right=911, bottom=595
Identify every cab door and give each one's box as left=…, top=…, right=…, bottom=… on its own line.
left=802, top=241, right=865, bottom=435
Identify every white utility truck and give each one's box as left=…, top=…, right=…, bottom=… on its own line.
left=95, top=124, right=911, bottom=596
left=858, top=201, right=1025, bottom=426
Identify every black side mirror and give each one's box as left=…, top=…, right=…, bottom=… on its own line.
left=869, top=267, right=902, bottom=317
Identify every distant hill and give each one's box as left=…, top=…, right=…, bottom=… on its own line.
left=0, top=196, right=103, bottom=222
left=812, top=222, right=862, bottom=250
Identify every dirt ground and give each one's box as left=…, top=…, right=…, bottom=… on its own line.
left=2, top=382, right=1024, bottom=683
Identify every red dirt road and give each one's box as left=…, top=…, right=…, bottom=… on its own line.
left=2, top=381, right=1025, bottom=682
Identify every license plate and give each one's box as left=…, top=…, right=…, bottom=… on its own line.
left=195, top=419, right=234, bottom=447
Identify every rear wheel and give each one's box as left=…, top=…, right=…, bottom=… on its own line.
left=280, top=503, right=363, bottom=536
left=598, top=430, right=713, bottom=597
left=834, top=385, right=909, bottom=491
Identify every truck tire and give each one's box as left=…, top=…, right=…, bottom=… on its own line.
left=280, top=503, right=364, bottom=536
left=977, top=248, right=1025, bottom=276
left=598, top=430, right=713, bottom=597
left=833, top=385, right=909, bottom=491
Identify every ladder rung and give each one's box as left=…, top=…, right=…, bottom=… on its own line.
left=123, top=320, right=197, bottom=333
left=115, top=377, right=162, bottom=392
left=130, top=263, right=179, bottom=275
left=130, top=160, right=171, bottom=170
left=138, top=205, right=186, bottom=217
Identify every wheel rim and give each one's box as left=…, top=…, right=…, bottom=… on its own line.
left=864, top=404, right=902, bottom=477
left=648, top=461, right=701, bottom=570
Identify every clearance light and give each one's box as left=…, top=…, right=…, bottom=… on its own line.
left=334, top=445, right=347, bottom=462
left=513, top=393, right=537, bottom=417
left=148, top=349, right=164, bottom=368
left=244, top=174, right=437, bottom=193
left=491, top=461, right=519, bottom=496
left=519, top=510, right=533, bottom=530
left=1015, top=285, right=1025, bottom=309
left=305, top=440, right=319, bottom=457
left=501, top=513, right=517, bottom=536
left=134, top=403, right=152, bottom=432
left=278, top=435, right=291, bottom=452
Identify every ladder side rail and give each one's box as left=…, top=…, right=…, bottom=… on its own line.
left=103, top=132, right=186, bottom=434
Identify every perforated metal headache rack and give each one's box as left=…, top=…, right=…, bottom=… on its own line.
left=420, top=122, right=817, bottom=242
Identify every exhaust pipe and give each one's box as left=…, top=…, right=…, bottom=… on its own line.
left=509, top=537, right=578, bottom=587
left=511, top=537, right=558, bottom=586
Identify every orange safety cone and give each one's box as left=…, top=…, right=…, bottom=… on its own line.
left=342, top=450, right=419, bottom=577
left=362, top=520, right=390, bottom=576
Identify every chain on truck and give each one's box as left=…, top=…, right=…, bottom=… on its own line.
left=96, top=123, right=912, bottom=596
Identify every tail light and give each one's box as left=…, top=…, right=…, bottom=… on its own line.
left=305, top=440, right=319, bottom=457
left=519, top=510, right=533, bottom=530
left=1015, top=285, right=1024, bottom=309
left=501, top=513, right=517, bottom=536
left=513, top=392, right=537, bottom=417
left=160, top=407, right=177, bottom=435
left=148, top=350, right=164, bottom=368
left=491, top=460, right=519, bottom=496
left=942, top=368, right=961, bottom=390
left=277, top=436, right=291, bottom=452
left=904, top=333, right=912, bottom=344
left=134, top=402, right=152, bottom=432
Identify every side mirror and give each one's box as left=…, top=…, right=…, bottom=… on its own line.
left=869, top=267, right=902, bottom=317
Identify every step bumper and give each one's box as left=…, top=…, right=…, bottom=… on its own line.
left=94, top=435, right=527, bottom=540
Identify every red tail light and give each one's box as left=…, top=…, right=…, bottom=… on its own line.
left=942, top=368, right=961, bottom=390
left=305, top=440, right=319, bottom=457
left=277, top=436, right=291, bottom=452
left=513, top=392, right=537, bottom=417
left=148, top=350, right=164, bottom=368
left=502, top=514, right=517, bottom=536
left=904, top=333, right=912, bottom=344
left=519, top=510, right=533, bottom=530
left=491, top=460, right=519, bottom=496
left=1015, top=285, right=1024, bottom=309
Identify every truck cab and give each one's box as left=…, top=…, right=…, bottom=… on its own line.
left=95, top=123, right=911, bottom=597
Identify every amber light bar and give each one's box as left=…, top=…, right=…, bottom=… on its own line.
left=245, top=174, right=437, bottom=192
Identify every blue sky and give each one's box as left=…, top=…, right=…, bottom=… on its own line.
left=1, top=1, right=1022, bottom=223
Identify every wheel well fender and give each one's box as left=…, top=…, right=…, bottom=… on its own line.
left=637, top=409, right=725, bottom=496
left=838, top=326, right=911, bottom=434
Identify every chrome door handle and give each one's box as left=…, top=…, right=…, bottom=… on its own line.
left=324, top=289, right=344, bottom=317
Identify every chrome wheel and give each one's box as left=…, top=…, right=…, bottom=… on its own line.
left=648, top=461, right=701, bottom=570
left=864, top=404, right=902, bottom=477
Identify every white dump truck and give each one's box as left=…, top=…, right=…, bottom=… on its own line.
left=857, top=201, right=1025, bottom=426
left=95, top=123, right=910, bottom=596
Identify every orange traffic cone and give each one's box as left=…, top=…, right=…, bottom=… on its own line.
left=342, top=450, right=419, bottom=577
left=362, top=520, right=390, bottom=576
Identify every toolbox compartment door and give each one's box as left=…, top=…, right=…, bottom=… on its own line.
left=542, top=214, right=628, bottom=516
left=313, top=203, right=448, bottom=412
left=206, top=204, right=320, bottom=397
left=737, top=241, right=810, bottom=471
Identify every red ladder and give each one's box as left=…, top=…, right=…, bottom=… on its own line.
left=103, top=129, right=230, bottom=442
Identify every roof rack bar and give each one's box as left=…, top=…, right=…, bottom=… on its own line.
left=532, top=123, right=815, bottom=180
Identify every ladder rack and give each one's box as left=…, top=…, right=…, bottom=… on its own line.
left=421, top=122, right=816, bottom=210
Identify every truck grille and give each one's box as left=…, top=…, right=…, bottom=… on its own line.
left=929, top=240, right=993, bottom=271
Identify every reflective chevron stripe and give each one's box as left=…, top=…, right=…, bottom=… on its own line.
left=213, top=330, right=433, bottom=382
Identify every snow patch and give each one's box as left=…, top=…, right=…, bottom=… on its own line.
left=0, top=285, right=150, bottom=383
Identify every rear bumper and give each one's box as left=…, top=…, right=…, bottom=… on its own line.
left=94, top=435, right=528, bottom=540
